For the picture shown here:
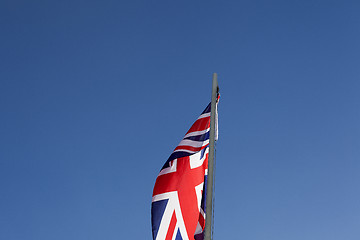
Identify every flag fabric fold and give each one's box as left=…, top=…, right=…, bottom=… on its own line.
left=151, top=97, right=219, bottom=240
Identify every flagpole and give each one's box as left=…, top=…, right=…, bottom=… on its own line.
left=204, top=73, right=218, bottom=240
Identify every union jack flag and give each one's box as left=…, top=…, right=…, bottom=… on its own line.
left=151, top=97, right=219, bottom=240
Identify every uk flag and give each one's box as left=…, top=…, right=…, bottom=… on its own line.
left=151, top=98, right=219, bottom=240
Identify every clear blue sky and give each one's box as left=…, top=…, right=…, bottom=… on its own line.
left=1, top=0, right=359, bottom=239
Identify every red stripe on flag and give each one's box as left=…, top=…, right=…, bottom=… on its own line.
left=174, top=144, right=208, bottom=153
left=198, top=211, right=205, bottom=229
left=185, top=117, right=210, bottom=134
left=166, top=211, right=177, bottom=240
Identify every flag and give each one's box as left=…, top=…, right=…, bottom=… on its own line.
left=151, top=97, right=219, bottom=240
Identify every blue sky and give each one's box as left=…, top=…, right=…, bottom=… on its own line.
left=1, top=0, right=360, bottom=239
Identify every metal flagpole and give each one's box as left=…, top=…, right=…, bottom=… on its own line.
left=204, top=73, right=218, bottom=240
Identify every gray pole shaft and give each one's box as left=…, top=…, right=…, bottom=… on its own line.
left=204, top=73, right=218, bottom=240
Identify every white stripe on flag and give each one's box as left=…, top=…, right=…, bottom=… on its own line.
left=184, top=128, right=210, bottom=138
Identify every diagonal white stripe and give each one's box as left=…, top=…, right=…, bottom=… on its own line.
left=177, top=139, right=209, bottom=148
left=184, top=128, right=210, bottom=138
left=197, top=112, right=210, bottom=119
